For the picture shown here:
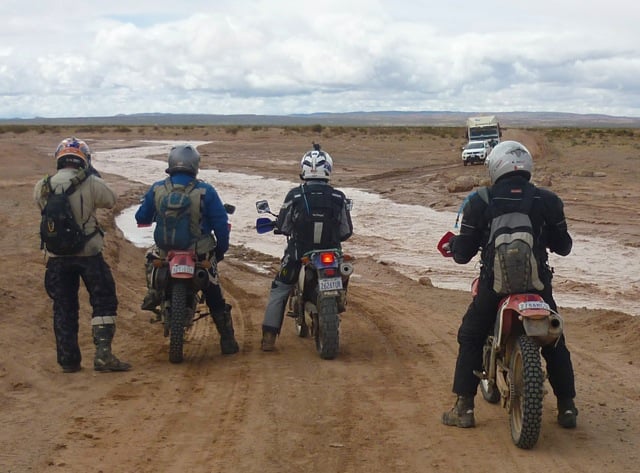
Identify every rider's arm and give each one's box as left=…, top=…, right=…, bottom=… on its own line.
left=201, top=185, right=230, bottom=254
left=134, top=184, right=158, bottom=225
left=338, top=197, right=353, bottom=242
left=450, top=195, right=485, bottom=264
left=276, top=189, right=297, bottom=236
left=540, top=189, right=572, bottom=256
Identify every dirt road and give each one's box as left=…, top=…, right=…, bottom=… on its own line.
left=1, top=126, right=639, bottom=472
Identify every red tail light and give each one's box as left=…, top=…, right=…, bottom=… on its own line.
left=320, top=252, right=335, bottom=265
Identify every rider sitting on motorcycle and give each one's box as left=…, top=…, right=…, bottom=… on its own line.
left=442, top=140, right=578, bottom=429
left=135, top=144, right=239, bottom=355
left=260, top=143, right=353, bottom=351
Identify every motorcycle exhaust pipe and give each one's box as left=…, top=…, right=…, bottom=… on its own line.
left=548, top=313, right=564, bottom=337
left=195, top=269, right=209, bottom=289
left=340, top=262, right=354, bottom=277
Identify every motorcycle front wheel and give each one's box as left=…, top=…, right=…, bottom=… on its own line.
left=169, top=280, right=189, bottom=364
left=509, top=334, right=544, bottom=449
left=315, top=297, right=339, bottom=360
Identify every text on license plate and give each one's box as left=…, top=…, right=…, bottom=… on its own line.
left=319, top=277, right=343, bottom=291
left=518, top=301, right=550, bottom=311
left=171, top=264, right=195, bottom=275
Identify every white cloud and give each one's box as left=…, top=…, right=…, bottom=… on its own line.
left=1, top=0, right=639, bottom=118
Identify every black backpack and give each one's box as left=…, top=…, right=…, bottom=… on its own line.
left=293, top=184, right=343, bottom=250
left=478, top=185, right=544, bottom=295
left=40, top=172, right=95, bottom=255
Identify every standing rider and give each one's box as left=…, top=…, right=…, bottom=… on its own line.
left=442, top=140, right=578, bottom=429
left=135, top=144, right=239, bottom=355
left=261, top=144, right=353, bottom=351
left=34, top=137, right=131, bottom=373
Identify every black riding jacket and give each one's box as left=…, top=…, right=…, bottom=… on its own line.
left=450, top=175, right=572, bottom=271
left=276, top=180, right=353, bottom=254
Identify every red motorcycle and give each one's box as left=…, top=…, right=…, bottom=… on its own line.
left=439, top=232, right=564, bottom=449
left=140, top=204, right=235, bottom=363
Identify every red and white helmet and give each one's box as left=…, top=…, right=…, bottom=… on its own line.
left=54, top=137, right=91, bottom=169
left=300, top=144, right=333, bottom=180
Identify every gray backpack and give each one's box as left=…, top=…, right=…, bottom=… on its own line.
left=478, top=186, right=544, bottom=295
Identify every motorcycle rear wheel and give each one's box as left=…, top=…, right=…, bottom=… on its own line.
left=509, top=334, right=544, bottom=449
left=169, top=281, right=188, bottom=364
left=315, top=298, right=339, bottom=360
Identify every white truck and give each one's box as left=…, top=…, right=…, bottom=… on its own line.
left=466, top=115, right=501, bottom=147
left=461, top=140, right=491, bottom=166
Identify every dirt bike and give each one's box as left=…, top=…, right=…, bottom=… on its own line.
left=438, top=231, right=564, bottom=449
left=141, top=204, right=235, bottom=364
left=256, top=200, right=354, bottom=359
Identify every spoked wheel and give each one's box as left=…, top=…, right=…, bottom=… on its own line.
left=169, top=281, right=188, bottom=364
left=315, top=298, right=339, bottom=360
left=509, top=335, right=544, bottom=449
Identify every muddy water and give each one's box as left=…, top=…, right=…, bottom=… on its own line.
left=96, top=141, right=640, bottom=316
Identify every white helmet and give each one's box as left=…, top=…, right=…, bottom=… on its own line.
left=300, top=144, right=333, bottom=181
left=486, top=140, right=533, bottom=184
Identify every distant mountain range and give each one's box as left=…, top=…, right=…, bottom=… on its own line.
left=3, top=111, right=640, bottom=128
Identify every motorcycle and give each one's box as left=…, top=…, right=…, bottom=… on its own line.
left=141, top=203, right=235, bottom=364
left=438, top=231, right=564, bottom=449
left=255, top=200, right=354, bottom=359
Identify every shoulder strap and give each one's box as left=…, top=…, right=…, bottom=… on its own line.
left=64, top=169, right=89, bottom=196
left=477, top=186, right=490, bottom=204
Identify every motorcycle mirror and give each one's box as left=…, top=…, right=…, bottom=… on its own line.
left=256, top=217, right=276, bottom=234
left=223, top=203, right=236, bottom=215
left=256, top=200, right=271, bottom=214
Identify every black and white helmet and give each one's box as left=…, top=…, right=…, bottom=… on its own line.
left=166, top=144, right=200, bottom=177
left=300, top=143, right=333, bottom=181
left=486, top=140, right=533, bottom=184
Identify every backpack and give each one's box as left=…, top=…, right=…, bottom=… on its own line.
left=478, top=186, right=544, bottom=295
left=293, top=184, right=343, bottom=251
left=40, top=171, right=95, bottom=255
left=153, top=178, right=200, bottom=251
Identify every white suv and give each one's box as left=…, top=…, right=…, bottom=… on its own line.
left=461, top=140, right=491, bottom=166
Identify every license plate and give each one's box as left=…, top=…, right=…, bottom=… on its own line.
left=171, top=264, right=195, bottom=275
left=319, top=277, right=343, bottom=291
left=518, top=301, right=550, bottom=311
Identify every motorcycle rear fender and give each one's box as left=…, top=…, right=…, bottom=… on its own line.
left=494, top=293, right=563, bottom=346
left=167, top=250, right=197, bottom=279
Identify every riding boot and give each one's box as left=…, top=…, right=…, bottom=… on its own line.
left=442, top=395, right=476, bottom=428
left=92, top=324, right=132, bottom=372
left=557, top=398, right=578, bottom=428
left=211, top=304, right=239, bottom=355
left=141, top=289, right=161, bottom=311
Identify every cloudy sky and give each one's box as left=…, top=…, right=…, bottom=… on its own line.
left=2, top=0, right=639, bottom=118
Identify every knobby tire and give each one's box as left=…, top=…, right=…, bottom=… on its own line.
left=509, top=334, right=544, bottom=449
left=169, top=280, right=188, bottom=364
left=316, top=297, right=339, bottom=360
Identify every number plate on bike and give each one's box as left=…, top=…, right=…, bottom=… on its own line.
left=171, top=264, right=195, bottom=275
left=319, top=277, right=343, bottom=291
left=518, top=300, right=550, bottom=311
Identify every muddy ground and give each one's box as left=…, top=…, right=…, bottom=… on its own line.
left=1, top=125, right=639, bottom=472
